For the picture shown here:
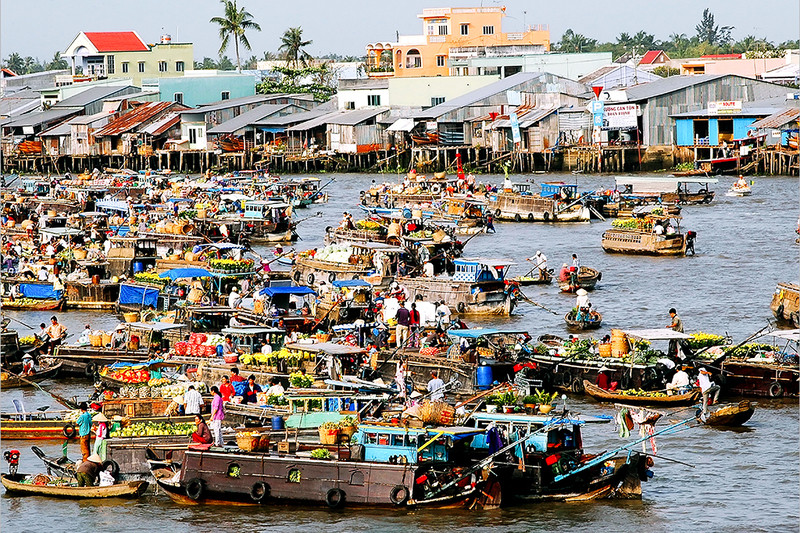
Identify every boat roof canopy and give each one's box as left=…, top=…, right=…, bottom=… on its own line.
left=128, top=322, right=187, bottom=331
left=448, top=328, right=527, bottom=339
left=756, top=329, right=800, bottom=342
left=222, top=326, right=284, bottom=335
left=285, top=342, right=365, bottom=355
left=623, top=328, right=692, bottom=341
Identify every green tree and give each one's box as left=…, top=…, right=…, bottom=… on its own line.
left=217, top=55, right=235, bottom=70
left=256, top=64, right=335, bottom=101
left=652, top=65, right=680, bottom=77
left=262, top=50, right=277, bottom=61
left=210, top=0, right=262, bottom=72
left=244, top=55, right=258, bottom=69
left=4, top=52, right=24, bottom=74
left=195, top=57, right=219, bottom=69
left=46, top=52, right=68, bottom=71
left=279, top=27, right=313, bottom=67
left=631, top=31, right=658, bottom=53
left=695, top=8, right=733, bottom=46
left=558, top=29, right=597, bottom=53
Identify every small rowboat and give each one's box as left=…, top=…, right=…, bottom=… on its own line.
left=0, top=363, right=62, bottom=389
left=559, top=267, right=602, bottom=293
left=697, top=400, right=755, bottom=427
left=583, top=380, right=701, bottom=405
left=512, top=269, right=552, bottom=286
left=726, top=184, right=752, bottom=196
left=565, top=311, right=603, bottom=330
left=1, top=473, right=148, bottom=498
left=0, top=298, right=65, bottom=310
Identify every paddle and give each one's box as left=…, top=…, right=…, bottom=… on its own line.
left=13, top=372, right=79, bottom=410
left=516, top=288, right=558, bottom=315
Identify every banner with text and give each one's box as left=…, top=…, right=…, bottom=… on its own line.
left=602, top=104, right=639, bottom=131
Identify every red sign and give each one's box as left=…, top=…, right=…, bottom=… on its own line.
left=592, top=86, right=603, bottom=99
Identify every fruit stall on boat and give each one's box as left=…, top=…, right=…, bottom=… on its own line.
left=716, top=329, right=799, bottom=398
left=314, top=279, right=374, bottom=327
left=770, top=282, right=799, bottom=328
left=291, top=243, right=404, bottom=289
left=486, top=182, right=590, bottom=222
left=1, top=472, right=148, bottom=499
left=398, top=258, right=517, bottom=316
left=0, top=280, right=65, bottom=311
left=601, top=207, right=693, bottom=256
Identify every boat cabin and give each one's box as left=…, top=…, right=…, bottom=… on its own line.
left=452, top=258, right=511, bottom=283
left=222, top=326, right=286, bottom=355
left=353, top=424, right=484, bottom=464
left=466, top=413, right=583, bottom=457
left=540, top=182, right=578, bottom=200
left=243, top=201, right=291, bottom=221
left=615, top=177, right=718, bottom=201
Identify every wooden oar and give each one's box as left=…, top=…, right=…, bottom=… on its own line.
left=13, top=372, right=79, bottom=410
left=516, top=288, right=558, bottom=315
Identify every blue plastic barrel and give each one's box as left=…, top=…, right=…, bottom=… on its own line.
left=402, top=208, right=413, bottom=219
left=477, top=366, right=493, bottom=390
left=271, top=415, right=284, bottom=430
left=133, top=261, right=144, bottom=273
left=216, top=345, right=224, bottom=357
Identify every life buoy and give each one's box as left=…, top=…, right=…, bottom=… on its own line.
left=542, top=211, right=551, bottom=221
left=186, top=478, right=205, bottom=501
left=62, top=423, right=77, bottom=439
left=101, top=459, right=120, bottom=479
left=704, top=194, right=714, bottom=204
left=571, top=376, right=584, bottom=394
left=293, top=271, right=302, bottom=282
left=494, top=209, right=502, bottom=218
left=328, top=272, right=337, bottom=283
left=250, top=481, right=270, bottom=503
left=389, top=485, right=409, bottom=505
left=325, top=488, right=346, bottom=509
left=84, top=362, right=98, bottom=378
left=514, top=214, right=522, bottom=222
left=768, top=382, right=783, bottom=398
left=306, top=273, right=315, bottom=285
left=457, top=302, right=467, bottom=314
left=352, top=274, right=360, bottom=280
left=325, top=226, right=333, bottom=233
left=527, top=213, right=534, bottom=221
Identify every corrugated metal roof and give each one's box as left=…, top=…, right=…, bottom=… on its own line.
left=578, top=66, right=617, bottom=85
left=140, top=112, right=181, bottom=136
left=622, top=74, right=726, bottom=102
left=207, top=104, right=291, bottom=134
left=254, top=106, right=332, bottom=127
left=94, top=101, right=178, bottom=136
left=39, top=122, right=71, bottom=137
left=414, top=72, right=548, bottom=119
left=53, top=86, right=135, bottom=108
left=0, top=98, right=40, bottom=117
left=489, top=107, right=558, bottom=129
left=750, top=108, right=800, bottom=130
left=287, top=107, right=388, bottom=132
left=68, top=111, right=112, bottom=125
left=2, top=108, right=78, bottom=128
left=670, top=106, right=781, bottom=118
left=186, top=94, right=272, bottom=114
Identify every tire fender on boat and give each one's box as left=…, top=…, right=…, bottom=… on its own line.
left=84, top=362, right=97, bottom=378
left=570, top=376, right=584, bottom=394
left=390, top=485, right=409, bottom=505
left=306, top=273, right=315, bottom=285
left=102, top=459, right=120, bottom=479
left=768, top=382, right=783, bottom=398
left=514, top=214, right=522, bottom=222
left=293, top=271, right=302, bottom=282
left=186, top=478, right=205, bottom=501
left=328, top=272, right=337, bottom=283
left=527, top=213, right=535, bottom=221
left=62, top=423, right=77, bottom=439
left=325, top=487, right=346, bottom=509
left=494, top=209, right=502, bottom=218
left=457, top=302, right=467, bottom=314
left=543, top=211, right=551, bottom=221
left=250, top=481, right=270, bottom=503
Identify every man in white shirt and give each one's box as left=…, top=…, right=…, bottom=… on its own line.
left=266, top=377, right=285, bottom=396
left=436, top=301, right=451, bottom=327
left=229, top=287, right=242, bottom=308
left=427, top=372, right=445, bottom=401
left=528, top=250, right=547, bottom=277
left=697, top=368, right=720, bottom=417
left=666, top=366, right=690, bottom=395
left=184, top=385, right=204, bottom=415
left=38, top=267, right=49, bottom=281
left=654, top=223, right=664, bottom=235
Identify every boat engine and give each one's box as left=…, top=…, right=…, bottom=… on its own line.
left=3, top=449, right=20, bottom=475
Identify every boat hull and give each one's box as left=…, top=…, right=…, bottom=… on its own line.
left=602, top=230, right=687, bottom=256
left=719, top=360, right=799, bottom=398
left=770, top=283, right=799, bottom=328
left=699, top=400, right=755, bottom=426
left=1, top=474, right=148, bottom=498
left=583, top=380, right=701, bottom=405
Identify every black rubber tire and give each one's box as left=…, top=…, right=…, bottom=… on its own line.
left=571, top=376, right=584, bottom=394
left=325, top=226, right=333, bottom=233
left=527, top=213, right=534, bottom=221
left=768, top=382, right=783, bottom=398
left=389, top=485, right=409, bottom=505
left=543, top=211, right=551, bottom=221
left=494, top=209, right=502, bottom=218
left=352, top=274, right=360, bottom=280
left=620, top=374, right=633, bottom=390
left=250, top=481, right=270, bottom=503
left=514, top=214, right=522, bottom=222
left=293, top=271, right=301, bottom=282
left=101, top=459, right=120, bottom=478
left=328, top=273, right=337, bottom=283
left=325, top=488, right=346, bottom=509
left=186, top=478, right=205, bottom=501
left=62, top=423, right=77, bottom=439
left=306, top=273, right=315, bottom=285
left=84, top=362, right=97, bottom=378
left=457, top=302, right=467, bottom=314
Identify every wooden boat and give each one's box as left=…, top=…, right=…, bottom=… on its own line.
left=486, top=183, right=590, bottom=223
left=410, top=132, right=439, bottom=145
left=558, top=266, right=601, bottom=293
left=727, top=183, right=752, bottom=196
left=583, top=380, right=701, bottom=405
left=218, top=136, right=244, bottom=152
left=0, top=298, right=65, bottom=310
left=697, top=400, right=755, bottom=427
left=1, top=413, right=79, bottom=441
left=564, top=310, right=603, bottom=330
left=1, top=473, right=148, bottom=499
left=770, top=283, right=799, bottom=328
left=511, top=270, right=552, bottom=286
left=0, top=363, right=62, bottom=389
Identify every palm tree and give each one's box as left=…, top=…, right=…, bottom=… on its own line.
left=210, top=0, right=261, bottom=72
left=279, top=27, right=313, bottom=67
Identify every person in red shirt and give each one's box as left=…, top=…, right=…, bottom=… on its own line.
left=596, top=366, right=611, bottom=390
left=219, top=375, right=236, bottom=401
left=229, top=367, right=245, bottom=382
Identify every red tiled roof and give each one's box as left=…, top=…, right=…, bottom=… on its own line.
left=1, top=68, right=17, bottom=76
left=94, top=101, right=182, bottom=136
left=700, top=54, right=742, bottom=60
left=639, top=50, right=668, bottom=65
left=84, top=32, right=149, bottom=52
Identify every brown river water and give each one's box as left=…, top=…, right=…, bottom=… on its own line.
left=2, top=172, right=798, bottom=532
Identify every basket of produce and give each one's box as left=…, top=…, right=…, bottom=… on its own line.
left=236, top=431, right=264, bottom=452
left=223, top=354, right=239, bottom=364
left=123, top=312, right=139, bottom=323
left=318, top=422, right=340, bottom=445
left=418, top=400, right=455, bottom=425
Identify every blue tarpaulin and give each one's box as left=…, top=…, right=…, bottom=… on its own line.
left=119, top=283, right=159, bottom=307
left=260, top=286, right=317, bottom=297
left=159, top=268, right=214, bottom=281
left=19, top=283, right=61, bottom=299
left=331, top=280, right=371, bottom=288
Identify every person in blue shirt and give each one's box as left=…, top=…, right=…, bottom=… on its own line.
left=76, top=402, right=93, bottom=461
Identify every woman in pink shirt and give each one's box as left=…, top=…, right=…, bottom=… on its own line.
left=209, top=386, right=225, bottom=447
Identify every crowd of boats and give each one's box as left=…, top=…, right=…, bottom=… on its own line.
left=0, top=164, right=796, bottom=509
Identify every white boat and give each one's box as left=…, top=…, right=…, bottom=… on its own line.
left=727, top=182, right=752, bottom=196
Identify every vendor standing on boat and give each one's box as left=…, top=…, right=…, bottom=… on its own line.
left=43, top=315, right=67, bottom=354
left=528, top=250, right=547, bottom=277
left=427, top=371, right=445, bottom=401
left=575, top=289, right=590, bottom=321
left=76, top=402, right=93, bottom=461
left=665, top=308, right=684, bottom=357
left=698, top=368, right=720, bottom=417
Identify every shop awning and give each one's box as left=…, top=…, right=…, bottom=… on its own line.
left=387, top=118, right=415, bottom=132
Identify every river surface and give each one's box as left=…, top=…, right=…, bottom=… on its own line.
left=2, top=172, right=798, bottom=532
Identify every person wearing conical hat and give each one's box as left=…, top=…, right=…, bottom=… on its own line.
left=76, top=453, right=103, bottom=487
left=92, top=412, right=109, bottom=458
left=575, top=288, right=591, bottom=321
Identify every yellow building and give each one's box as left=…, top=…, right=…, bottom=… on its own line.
left=365, top=7, right=550, bottom=78
left=62, top=31, right=194, bottom=87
